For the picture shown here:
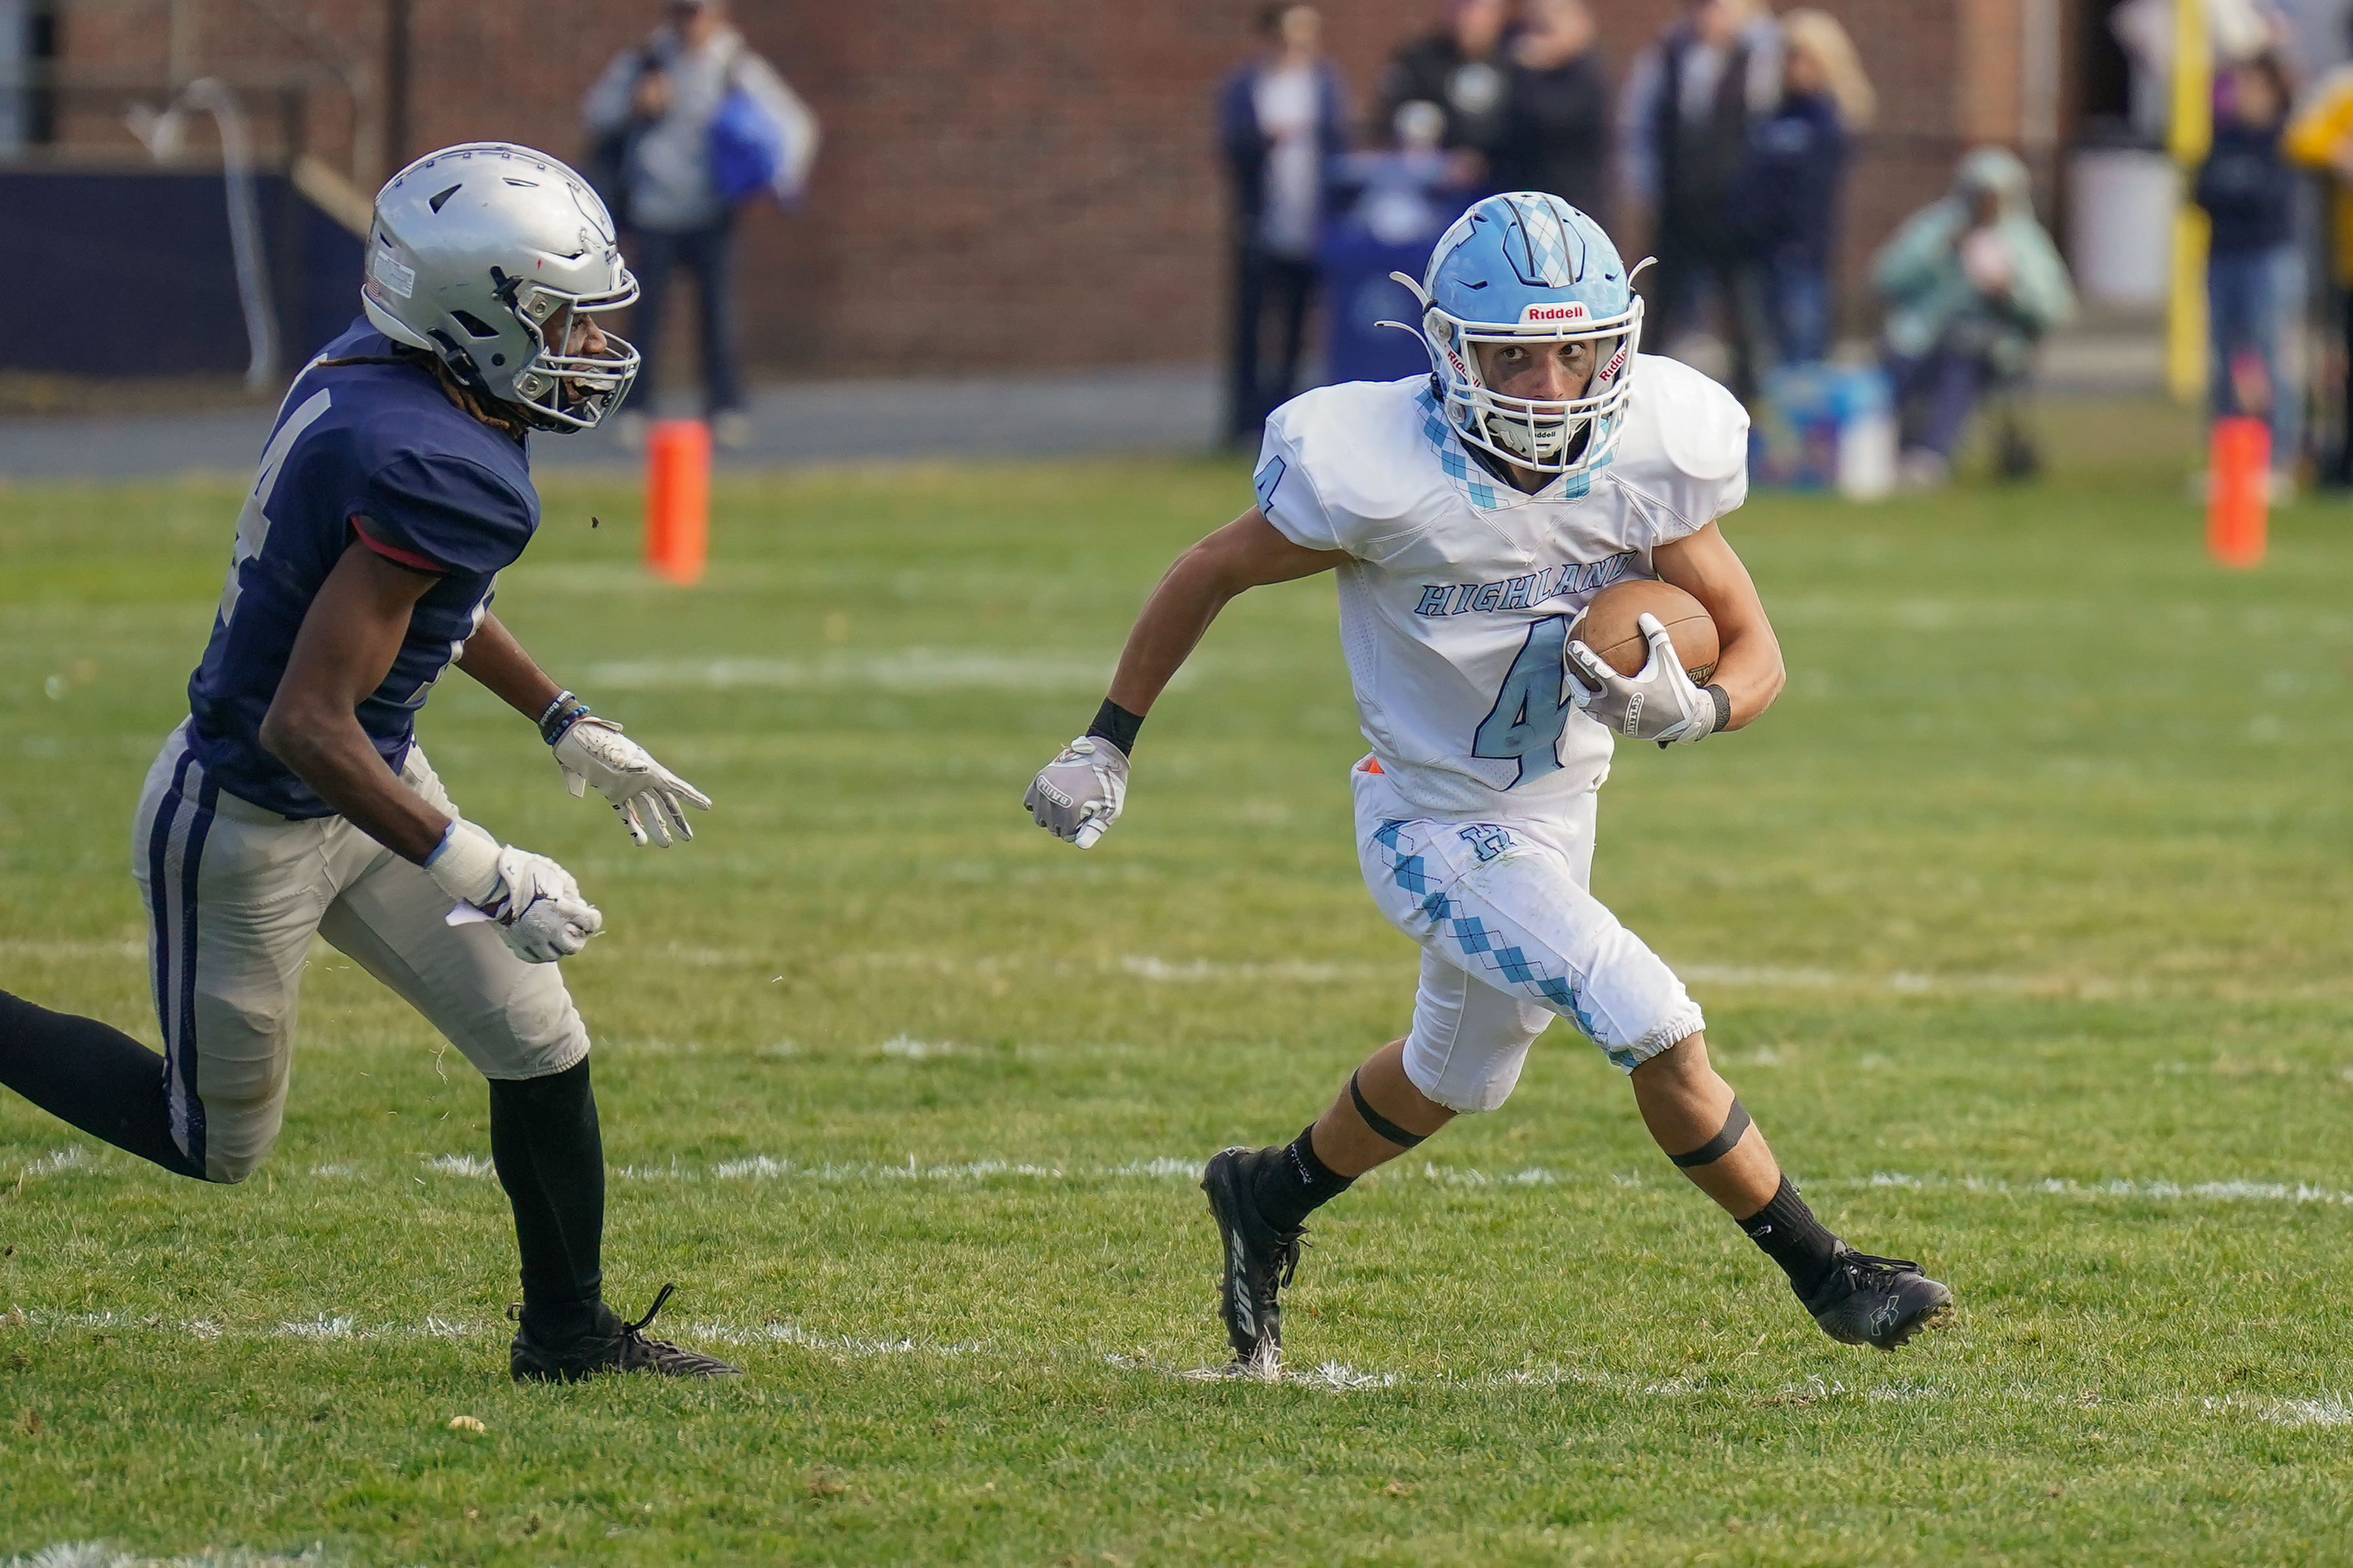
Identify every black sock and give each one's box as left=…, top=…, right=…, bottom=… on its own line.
left=1250, top=1123, right=1354, bottom=1233
left=0, top=988, right=205, bottom=1180
left=1737, top=1175, right=1843, bottom=1302
left=487, top=1059, right=607, bottom=1343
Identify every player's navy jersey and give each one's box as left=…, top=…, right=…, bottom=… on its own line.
left=185, top=318, right=540, bottom=818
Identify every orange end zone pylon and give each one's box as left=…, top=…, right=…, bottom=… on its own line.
left=2206, top=415, right=2268, bottom=570
left=645, top=419, right=711, bottom=585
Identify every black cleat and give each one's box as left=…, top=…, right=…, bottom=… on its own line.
left=1802, top=1247, right=1954, bottom=1350
left=1200, top=1146, right=1305, bottom=1376
left=509, top=1283, right=744, bottom=1382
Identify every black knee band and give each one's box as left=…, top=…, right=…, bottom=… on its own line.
left=1349, top=1071, right=1428, bottom=1149
left=1670, top=1097, right=1752, bottom=1168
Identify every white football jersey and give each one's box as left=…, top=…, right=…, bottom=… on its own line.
left=1253, top=354, right=1749, bottom=817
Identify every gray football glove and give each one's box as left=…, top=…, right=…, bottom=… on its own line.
left=1024, top=735, right=1129, bottom=848
left=1567, top=611, right=1722, bottom=748
left=553, top=716, right=711, bottom=847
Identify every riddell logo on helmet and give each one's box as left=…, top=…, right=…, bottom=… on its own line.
left=1519, top=302, right=1589, bottom=324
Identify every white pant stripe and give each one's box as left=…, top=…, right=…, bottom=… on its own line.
left=141, top=729, right=217, bottom=1169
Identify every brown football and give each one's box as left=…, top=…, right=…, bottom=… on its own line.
left=1575, top=579, right=1720, bottom=681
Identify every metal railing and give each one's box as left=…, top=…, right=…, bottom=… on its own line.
left=0, top=73, right=312, bottom=168
left=124, top=78, right=280, bottom=388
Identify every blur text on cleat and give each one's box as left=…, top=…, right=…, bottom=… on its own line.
left=1200, top=1147, right=1305, bottom=1376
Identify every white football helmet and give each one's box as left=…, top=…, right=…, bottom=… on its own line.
left=361, top=142, right=640, bottom=432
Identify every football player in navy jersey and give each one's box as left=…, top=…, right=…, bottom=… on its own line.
left=0, top=143, right=737, bottom=1381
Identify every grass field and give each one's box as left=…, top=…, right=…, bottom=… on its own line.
left=5, top=403, right=2353, bottom=1566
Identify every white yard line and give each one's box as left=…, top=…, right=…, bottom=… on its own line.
left=1103, top=1355, right=2343, bottom=1432
left=1104, top=1353, right=1952, bottom=1403
left=2257, top=1396, right=2353, bottom=1428
left=22, top=1146, right=2350, bottom=1212
left=1849, top=1171, right=2353, bottom=1207
left=0, top=933, right=2324, bottom=1008
left=1115, top=955, right=1391, bottom=985
left=584, top=651, right=1119, bottom=693
left=510, top=942, right=2261, bottom=999
left=15, top=1148, right=87, bottom=1180
left=2, top=1306, right=965, bottom=1360
left=677, top=1319, right=980, bottom=1357
left=5, top=1547, right=350, bottom=1568
left=8, top=1309, right=2339, bottom=1429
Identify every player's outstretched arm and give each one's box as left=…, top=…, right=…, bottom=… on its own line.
left=261, top=544, right=601, bottom=963
left=1025, top=507, right=1347, bottom=848
left=455, top=614, right=711, bottom=847
left=1105, top=508, right=1349, bottom=717
left=1651, top=522, right=1785, bottom=731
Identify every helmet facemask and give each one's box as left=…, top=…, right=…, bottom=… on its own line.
left=1405, top=281, right=1644, bottom=479
left=500, top=274, right=642, bottom=431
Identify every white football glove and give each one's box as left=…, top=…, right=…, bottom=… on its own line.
left=553, top=716, right=711, bottom=847
left=1024, top=735, right=1128, bottom=849
left=1567, top=611, right=1723, bottom=748
left=424, top=821, right=604, bottom=964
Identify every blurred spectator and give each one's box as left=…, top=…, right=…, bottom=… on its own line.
left=2112, top=0, right=2287, bottom=142
left=1618, top=0, right=1785, bottom=397
left=1490, top=0, right=1612, bottom=224
left=1331, top=101, right=1466, bottom=248
left=1872, top=147, right=2074, bottom=488
left=2284, top=38, right=2353, bottom=486
left=1321, top=101, right=1477, bottom=384
left=1728, top=9, right=1873, bottom=367
left=2196, top=55, right=2302, bottom=488
left=583, top=0, right=817, bottom=448
left=1219, top=4, right=1350, bottom=443
left=1380, top=0, right=1513, bottom=189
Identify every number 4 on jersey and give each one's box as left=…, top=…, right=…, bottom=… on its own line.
left=1472, top=615, right=1579, bottom=786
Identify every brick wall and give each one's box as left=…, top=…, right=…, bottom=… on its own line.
left=50, top=0, right=2071, bottom=377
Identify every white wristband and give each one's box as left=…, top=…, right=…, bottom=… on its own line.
left=423, top=819, right=503, bottom=906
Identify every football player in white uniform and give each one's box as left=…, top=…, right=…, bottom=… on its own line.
left=1026, top=194, right=1951, bottom=1372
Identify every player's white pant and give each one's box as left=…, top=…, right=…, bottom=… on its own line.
left=1352, top=758, right=1702, bottom=1112
left=132, top=722, right=590, bottom=1184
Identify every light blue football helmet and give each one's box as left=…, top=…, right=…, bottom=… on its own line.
left=1390, top=192, right=1646, bottom=478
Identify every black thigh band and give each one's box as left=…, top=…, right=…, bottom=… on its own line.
left=1670, top=1098, right=1752, bottom=1168
left=1350, top=1071, right=1428, bottom=1149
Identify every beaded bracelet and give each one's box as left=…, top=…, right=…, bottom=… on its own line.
left=537, top=689, right=592, bottom=746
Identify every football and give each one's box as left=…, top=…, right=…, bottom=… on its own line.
left=1574, top=578, right=1720, bottom=681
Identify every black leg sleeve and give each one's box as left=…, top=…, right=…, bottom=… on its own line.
left=487, top=1058, right=606, bottom=1341
left=0, top=987, right=204, bottom=1180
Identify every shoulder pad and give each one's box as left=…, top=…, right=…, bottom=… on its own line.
left=1618, top=354, right=1748, bottom=484
left=1263, top=378, right=1450, bottom=532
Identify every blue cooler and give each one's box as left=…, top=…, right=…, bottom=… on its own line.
left=1754, top=361, right=1895, bottom=497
